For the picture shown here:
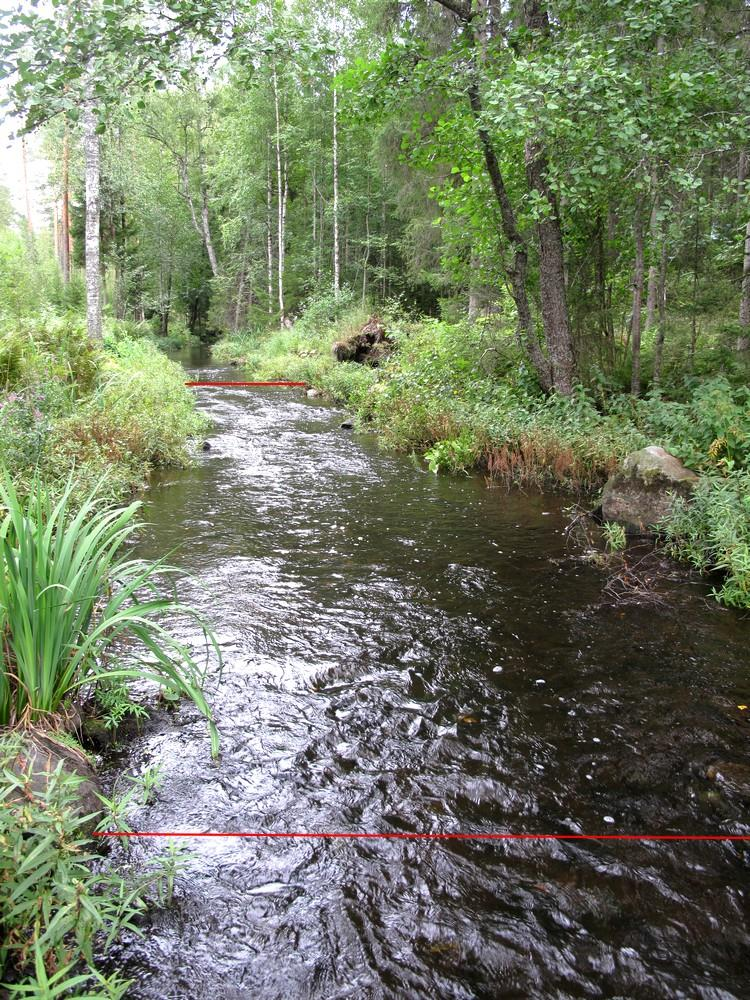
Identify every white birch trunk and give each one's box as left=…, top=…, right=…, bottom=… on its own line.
left=272, top=64, right=285, bottom=321
left=267, top=150, right=274, bottom=316
left=333, top=82, right=340, bottom=297
left=83, top=102, right=102, bottom=341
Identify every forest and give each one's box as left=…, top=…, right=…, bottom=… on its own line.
left=1, top=1, right=750, bottom=998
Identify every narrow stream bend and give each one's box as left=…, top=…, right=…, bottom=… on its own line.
left=103, top=353, right=750, bottom=1000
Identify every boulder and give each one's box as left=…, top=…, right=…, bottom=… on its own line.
left=600, top=446, right=698, bottom=535
left=306, top=388, right=323, bottom=398
left=7, top=733, right=104, bottom=832
left=332, top=316, right=392, bottom=365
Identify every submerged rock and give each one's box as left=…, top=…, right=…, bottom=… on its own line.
left=202, top=441, right=212, bottom=451
left=600, top=446, right=698, bottom=535
left=340, top=420, right=354, bottom=430
left=332, top=316, right=392, bottom=365
left=705, top=761, right=750, bottom=804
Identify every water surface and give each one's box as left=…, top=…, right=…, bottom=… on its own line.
left=103, top=355, right=750, bottom=999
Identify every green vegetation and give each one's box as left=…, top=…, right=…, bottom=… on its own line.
left=0, top=0, right=748, bottom=990
left=0, top=314, right=207, bottom=501
left=0, top=736, right=187, bottom=998
left=0, top=475, right=218, bottom=751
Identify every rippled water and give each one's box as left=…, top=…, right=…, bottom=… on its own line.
left=102, top=352, right=750, bottom=999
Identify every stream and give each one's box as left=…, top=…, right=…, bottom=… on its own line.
left=102, top=350, right=750, bottom=999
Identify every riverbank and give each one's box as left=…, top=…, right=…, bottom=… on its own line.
left=0, top=312, right=208, bottom=501
left=214, top=297, right=750, bottom=608
left=0, top=313, right=214, bottom=996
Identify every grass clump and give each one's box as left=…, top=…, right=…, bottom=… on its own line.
left=660, top=471, right=750, bottom=608
left=0, top=474, right=219, bottom=754
left=0, top=313, right=208, bottom=502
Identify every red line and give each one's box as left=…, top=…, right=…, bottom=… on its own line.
left=92, top=831, right=750, bottom=841
left=185, top=381, right=308, bottom=387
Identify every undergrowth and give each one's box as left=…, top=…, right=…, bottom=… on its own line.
left=0, top=312, right=208, bottom=500
left=0, top=735, right=186, bottom=997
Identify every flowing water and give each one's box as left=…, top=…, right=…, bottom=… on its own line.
left=102, top=352, right=750, bottom=999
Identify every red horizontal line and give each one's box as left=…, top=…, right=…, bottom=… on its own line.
left=92, top=831, right=750, bottom=841
left=185, top=380, right=308, bottom=387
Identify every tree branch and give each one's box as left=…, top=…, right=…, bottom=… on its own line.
left=430, top=0, right=474, bottom=23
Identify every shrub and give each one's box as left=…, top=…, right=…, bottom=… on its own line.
left=0, top=474, right=219, bottom=754
left=425, top=432, right=478, bottom=474
left=0, top=734, right=169, bottom=997
left=661, top=471, right=750, bottom=608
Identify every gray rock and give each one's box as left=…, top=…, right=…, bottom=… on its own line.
left=8, top=734, right=104, bottom=832
left=306, top=388, right=323, bottom=398
left=601, top=446, right=698, bottom=535
left=340, top=420, right=354, bottom=430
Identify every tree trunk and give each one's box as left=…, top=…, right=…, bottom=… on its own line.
left=200, top=184, right=219, bottom=278
left=161, top=266, right=172, bottom=337
left=524, top=139, right=575, bottom=394
left=465, top=81, right=550, bottom=389
left=60, top=122, right=71, bottom=283
left=652, top=239, right=668, bottom=385
left=312, top=163, right=318, bottom=284
left=630, top=206, right=646, bottom=396
left=266, top=150, right=274, bottom=316
left=333, top=83, right=341, bottom=298
left=21, top=137, right=34, bottom=240
left=519, top=0, right=575, bottom=394
left=432, top=0, right=575, bottom=392
left=180, top=159, right=218, bottom=279
left=690, top=210, right=700, bottom=369
left=739, top=220, right=750, bottom=350
left=280, top=158, right=288, bottom=318
left=272, top=64, right=285, bottom=322
left=83, top=102, right=102, bottom=341
left=468, top=251, right=482, bottom=321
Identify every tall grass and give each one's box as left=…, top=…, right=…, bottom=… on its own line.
left=0, top=474, right=220, bottom=755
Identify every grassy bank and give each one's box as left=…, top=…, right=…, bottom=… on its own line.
left=215, top=295, right=750, bottom=608
left=0, top=312, right=207, bottom=500
left=0, top=312, right=215, bottom=996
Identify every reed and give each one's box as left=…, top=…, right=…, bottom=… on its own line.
left=0, top=473, right=219, bottom=755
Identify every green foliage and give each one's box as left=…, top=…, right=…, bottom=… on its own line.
left=602, top=521, right=627, bottom=552
left=425, top=432, right=477, bottom=475
left=92, top=678, right=149, bottom=732
left=0, top=736, right=146, bottom=997
left=0, top=313, right=208, bottom=501
left=631, top=378, right=750, bottom=473
left=0, top=474, right=220, bottom=755
left=661, top=471, right=750, bottom=608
